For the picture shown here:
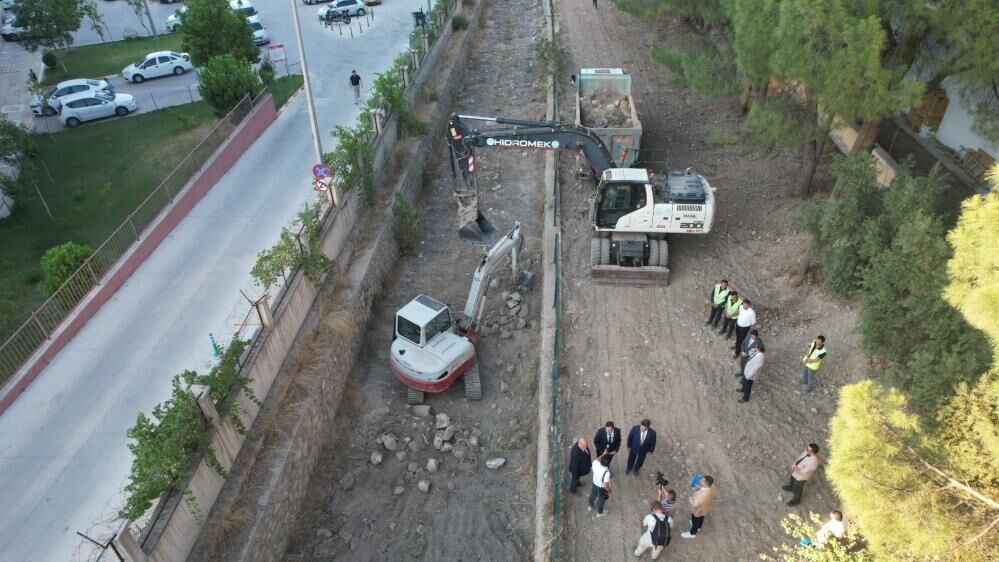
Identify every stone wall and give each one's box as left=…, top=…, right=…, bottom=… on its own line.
left=186, top=2, right=485, bottom=560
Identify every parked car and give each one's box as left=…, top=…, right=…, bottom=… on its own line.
left=1, top=15, right=24, bottom=41
left=121, top=51, right=193, bottom=83
left=58, top=91, right=137, bottom=127
left=247, top=15, right=269, bottom=45
left=31, top=78, right=114, bottom=116
left=317, top=0, right=365, bottom=21
left=165, top=5, right=186, bottom=31
left=229, top=0, right=256, bottom=17
left=1, top=0, right=16, bottom=11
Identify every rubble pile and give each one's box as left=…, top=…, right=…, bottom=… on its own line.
left=579, top=86, right=633, bottom=128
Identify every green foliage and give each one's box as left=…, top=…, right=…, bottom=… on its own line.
left=532, top=36, right=568, bottom=78
left=39, top=241, right=92, bottom=295
left=828, top=381, right=998, bottom=560
left=268, top=73, right=304, bottom=109
left=0, top=114, right=32, bottom=168
left=196, top=54, right=261, bottom=117
left=41, top=51, right=58, bottom=68
left=760, top=513, right=873, bottom=562
left=326, top=122, right=375, bottom=207
left=251, top=201, right=333, bottom=289
left=451, top=14, right=468, bottom=30
left=730, top=0, right=777, bottom=89
left=10, top=0, right=86, bottom=53
left=615, top=0, right=730, bottom=28
left=797, top=154, right=884, bottom=298
left=935, top=370, right=999, bottom=501
left=650, top=42, right=739, bottom=97
left=121, top=376, right=213, bottom=522
left=181, top=0, right=259, bottom=66
left=392, top=193, right=421, bottom=255
left=258, top=58, right=275, bottom=85
left=181, top=339, right=258, bottom=433
left=944, top=191, right=999, bottom=350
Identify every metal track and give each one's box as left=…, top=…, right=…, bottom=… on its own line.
left=591, top=265, right=670, bottom=287
left=406, top=386, right=425, bottom=405
left=464, top=362, right=482, bottom=400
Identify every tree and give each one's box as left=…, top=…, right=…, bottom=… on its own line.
left=828, top=381, right=999, bottom=561
left=40, top=241, right=93, bottom=295
left=196, top=53, right=260, bottom=116
left=761, top=513, right=873, bottom=562
left=0, top=114, right=32, bottom=195
left=730, top=0, right=778, bottom=107
left=80, top=0, right=110, bottom=43
left=181, top=0, right=258, bottom=66
left=943, top=187, right=999, bottom=349
left=10, top=0, right=86, bottom=55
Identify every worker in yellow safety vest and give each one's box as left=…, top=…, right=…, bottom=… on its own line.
left=801, top=336, right=828, bottom=393
left=719, top=291, right=743, bottom=339
left=706, top=279, right=731, bottom=328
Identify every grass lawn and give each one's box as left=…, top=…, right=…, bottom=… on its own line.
left=42, top=33, right=186, bottom=85
left=269, top=74, right=304, bottom=109
left=0, top=102, right=215, bottom=346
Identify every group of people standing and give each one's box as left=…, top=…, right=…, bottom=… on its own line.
left=562, top=279, right=844, bottom=557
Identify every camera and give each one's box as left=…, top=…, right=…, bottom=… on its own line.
left=656, top=471, right=670, bottom=489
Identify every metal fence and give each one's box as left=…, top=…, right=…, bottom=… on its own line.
left=0, top=92, right=268, bottom=385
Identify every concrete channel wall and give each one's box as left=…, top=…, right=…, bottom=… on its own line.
left=159, top=2, right=486, bottom=561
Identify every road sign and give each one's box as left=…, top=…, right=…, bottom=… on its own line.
left=312, top=163, right=330, bottom=180
left=268, top=44, right=287, bottom=64
left=314, top=177, right=334, bottom=193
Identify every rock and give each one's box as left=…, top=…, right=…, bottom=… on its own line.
left=395, top=451, right=407, bottom=462
left=499, top=330, right=512, bottom=339
left=339, top=473, right=356, bottom=491
left=442, top=426, right=456, bottom=442
left=447, top=481, right=456, bottom=491
left=442, top=442, right=454, bottom=452
left=407, top=461, right=418, bottom=474
left=486, top=457, right=506, bottom=470
left=453, top=444, right=468, bottom=461
left=389, top=522, right=397, bottom=531
left=468, top=435, right=479, bottom=447
left=412, top=405, right=432, bottom=417
left=427, top=458, right=439, bottom=473
left=381, top=433, right=398, bottom=451
left=393, top=486, right=405, bottom=496
left=433, top=433, right=444, bottom=450
left=417, top=480, right=431, bottom=493
left=809, top=408, right=818, bottom=414
left=516, top=319, right=527, bottom=329
left=501, top=291, right=511, bottom=300
left=489, top=278, right=500, bottom=289
left=408, top=440, right=422, bottom=452
left=517, top=304, right=529, bottom=318
left=500, top=381, right=509, bottom=392
left=510, top=292, right=522, bottom=302
left=507, top=300, right=519, bottom=310
left=435, top=413, right=451, bottom=429
left=370, top=452, right=383, bottom=465
left=509, top=304, right=521, bottom=316
left=316, top=528, right=333, bottom=540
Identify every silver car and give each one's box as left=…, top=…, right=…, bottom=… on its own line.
left=31, top=78, right=114, bottom=116
left=59, top=91, right=138, bottom=128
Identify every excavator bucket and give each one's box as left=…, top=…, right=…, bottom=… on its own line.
left=590, top=265, right=670, bottom=287
left=455, top=191, right=496, bottom=245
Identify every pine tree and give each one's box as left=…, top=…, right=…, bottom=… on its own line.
left=181, top=0, right=259, bottom=66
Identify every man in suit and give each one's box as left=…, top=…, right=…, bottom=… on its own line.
left=736, top=329, right=763, bottom=378
left=567, top=436, right=592, bottom=493
left=626, top=419, right=657, bottom=476
left=593, top=421, right=621, bottom=465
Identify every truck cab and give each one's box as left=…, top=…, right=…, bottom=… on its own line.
left=594, top=168, right=715, bottom=235
left=390, top=294, right=477, bottom=393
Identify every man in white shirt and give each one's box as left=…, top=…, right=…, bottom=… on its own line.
left=732, top=299, right=756, bottom=359
left=634, top=500, right=669, bottom=558
left=587, top=454, right=612, bottom=516
left=815, top=510, right=848, bottom=546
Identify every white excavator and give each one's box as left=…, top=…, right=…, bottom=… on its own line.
left=389, top=222, right=524, bottom=404
left=445, top=113, right=717, bottom=285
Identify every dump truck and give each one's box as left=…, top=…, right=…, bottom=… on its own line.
left=575, top=68, right=642, bottom=168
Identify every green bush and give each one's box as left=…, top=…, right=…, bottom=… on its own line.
left=197, top=53, right=261, bottom=117
left=392, top=193, right=421, bottom=254
left=258, top=58, right=275, bottom=85
left=40, top=242, right=93, bottom=295
left=452, top=14, right=468, bottom=30
left=42, top=52, right=58, bottom=69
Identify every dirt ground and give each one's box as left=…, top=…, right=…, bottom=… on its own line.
left=554, top=0, right=869, bottom=561
left=282, top=0, right=550, bottom=559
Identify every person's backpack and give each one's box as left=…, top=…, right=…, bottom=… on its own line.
left=651, top=515, right=671, bottom=547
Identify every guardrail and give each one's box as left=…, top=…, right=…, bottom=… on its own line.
left=0, top=93, right=265, bottom=386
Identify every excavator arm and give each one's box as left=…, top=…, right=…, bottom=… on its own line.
left=459, top=221, right=523, bottom=332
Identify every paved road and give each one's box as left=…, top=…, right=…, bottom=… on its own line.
left=0, top=0, right=419, bottom=559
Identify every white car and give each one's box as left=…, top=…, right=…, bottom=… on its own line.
left=317, top=0, right=366, bottom=21
left=122, top=51, right=193, bottom=83
left=1, top=0, right=16, bottom=11
left=247, top=15, right=269, bottom=45
left=165, top=6, right=186, bottom=32
left=229, top=0, right=257, bottom=17
left=31, top=78, right=114, bottom=116
left=58, top=91, right=137, bottom=128
left=1, top=14, right=23, bottom=41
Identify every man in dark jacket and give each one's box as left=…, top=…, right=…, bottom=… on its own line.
left=594, top=421, right=622, bottom=465
left=626, top=419, right=657, bottom=476
left=568, top=436, right=592, bottom=493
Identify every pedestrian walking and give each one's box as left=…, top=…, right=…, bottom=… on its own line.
left=681, top=475, right=717, bottom=538
left=593, top=421, right=621, bottom=464
left=719, top=291, right=742, bottom=338
left=706, top=279, right=731, bottom=328
left=634, top=500, right=671, bottom=559
left=782, top=443, right=821, bottom=506
left=568, top=436, right=592, bottom=494
left=732, top=299, right=756, bottom=359
left=738, top=344, right=765, bottom=403
left=28, top=68, right=38, bottom=85
left=814, top=510, right=848, bottom=547
left=625, top=419, right=657, bottom=476
left=349, top=70, right=362, bottom=104
left=800, top=336, right=827, bottom=393
left=735, top=328, right=763, bottom=377
left=587, top=454, right=613, bottom=516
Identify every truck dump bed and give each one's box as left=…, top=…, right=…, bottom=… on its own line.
left=576, top=68, right=642, bottom=167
